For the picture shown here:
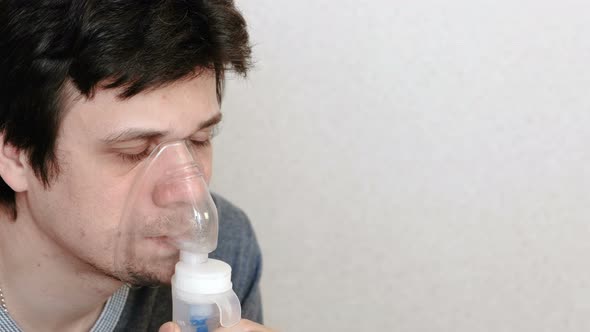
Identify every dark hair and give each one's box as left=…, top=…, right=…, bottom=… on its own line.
left=0, top=0, right=252, bottom=219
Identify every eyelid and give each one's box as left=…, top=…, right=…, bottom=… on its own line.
left=192, top=124, right=220, bottom=141
left=111, top=123, right=220, bottom=154
left=112, top=141, right=151, bottom=153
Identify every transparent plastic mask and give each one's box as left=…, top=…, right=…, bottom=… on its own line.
left=113, top=140, right=218, bottom=283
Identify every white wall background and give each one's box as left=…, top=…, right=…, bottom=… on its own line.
left=210, top=1, right=590, bottom=331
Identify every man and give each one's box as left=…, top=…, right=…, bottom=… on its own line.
left=0, top=1, right=272, bottom=331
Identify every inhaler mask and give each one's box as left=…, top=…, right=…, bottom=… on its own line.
left=114, top=140, right=218, bottom=281
left=114, top=140, right=240, bottom=328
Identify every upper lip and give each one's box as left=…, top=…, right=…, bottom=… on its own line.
left=146, top=230, right=191, bottom=239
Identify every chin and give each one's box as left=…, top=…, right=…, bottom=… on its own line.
left=124, top=266, right=175, bottom=287
left=116, top=252, right=179, bottom=287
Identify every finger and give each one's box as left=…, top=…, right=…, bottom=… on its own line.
left=159, top=321, right=181, bottom=332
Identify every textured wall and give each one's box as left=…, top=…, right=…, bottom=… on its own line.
left=211, top=1, right=590, bottom=331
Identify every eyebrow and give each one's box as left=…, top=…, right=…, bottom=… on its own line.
left=101, top=112, right=223, bottom=144
left=199, top=112, right=223, bottom=131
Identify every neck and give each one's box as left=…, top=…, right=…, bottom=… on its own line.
left=0, top=213, right=123, bottom=332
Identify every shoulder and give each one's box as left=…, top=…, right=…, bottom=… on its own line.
left=212, top=192, right=255, bottom=237
left=210, top=192, right=261, bottom=267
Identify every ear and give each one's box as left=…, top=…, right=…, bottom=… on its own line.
left=0, top=135, right=29, bottom=192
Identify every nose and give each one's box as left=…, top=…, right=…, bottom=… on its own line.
left=153, top=180, right=191, bottom=207
left=152, top=170, right=209, bottom=208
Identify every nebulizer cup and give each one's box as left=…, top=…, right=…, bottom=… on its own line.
left=114, top=140, right=241, bottom=331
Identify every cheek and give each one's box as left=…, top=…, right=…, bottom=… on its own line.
left=94, top=174, right=139, bottom=227
left=26, top=164, right=132, bottom=252
left=197, top=149, right=213, bottom=184
left=204, top=160, right=213, bottom=184
left=57, top=174, right=125, bottom=236
left=22, top=176, right=105, bottom=271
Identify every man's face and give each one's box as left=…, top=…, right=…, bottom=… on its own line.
left=20, top=73, right=220, bottom=285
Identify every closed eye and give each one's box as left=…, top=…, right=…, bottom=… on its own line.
left=118, top=148, right=153, bottom=163
left=191, top=140, right=211, bottom=149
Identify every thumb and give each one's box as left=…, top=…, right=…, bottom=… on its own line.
left=159, top=322, right=181, bottom=332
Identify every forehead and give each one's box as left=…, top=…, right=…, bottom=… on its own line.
left=61, top=73, right=219, bottom=140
